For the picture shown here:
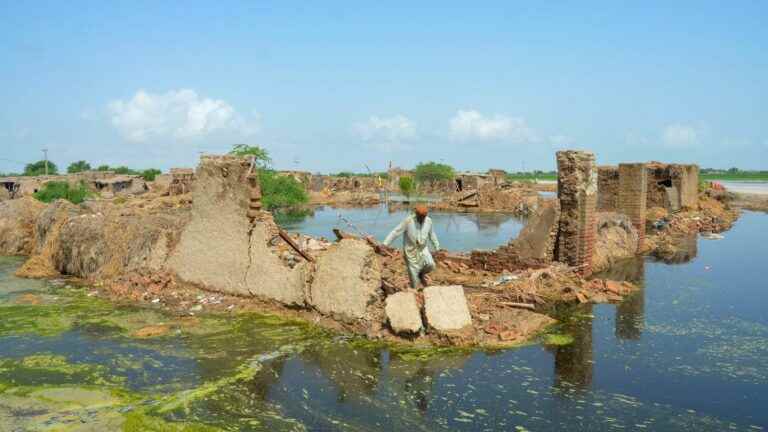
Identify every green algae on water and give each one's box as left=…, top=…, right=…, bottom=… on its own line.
left=0, top=354, right=127, bottom=388
left=544, top=333, right=575, bottom=346
left=122, top=411, right=223, bottom=432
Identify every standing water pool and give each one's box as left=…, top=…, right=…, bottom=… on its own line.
left=277, top=205, right=526, bottom=252
left=0, top=212, right=767, bottom=430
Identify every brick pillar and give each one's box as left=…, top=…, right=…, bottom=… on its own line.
left=556, top=151, right=598, bottom=276
left=618, top=163, right=647, bottom=252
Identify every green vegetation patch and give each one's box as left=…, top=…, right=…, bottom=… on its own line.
left=123, top=411, right=223, bottom=432
left=258, top=170, right=308, bottom=210
left=399, top=176, right=415, bottom=196
left=33, top=180, right=93, bottom=204
left=543, top=333, right=575, bottom=346
left=0, top=354, right=125, bottom=387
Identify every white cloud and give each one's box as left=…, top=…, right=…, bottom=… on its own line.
left=107, top=89, right=260, bottom=142
left=662, top=123, right=699, bottom=148
left=353, top=115, right=417, bottom=152
left=449, top=109, right=537, bottom=142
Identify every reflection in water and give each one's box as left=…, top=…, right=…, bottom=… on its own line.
left=551, top=305, right=595, bottom=392
left=593, top=257, right=647, bottom=340
left=652, top=234, right=698, bottom=264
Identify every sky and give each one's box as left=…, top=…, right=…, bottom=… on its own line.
left=1, top=1, right=766, bottom=174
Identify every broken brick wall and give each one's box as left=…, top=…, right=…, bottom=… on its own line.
left=646, top=163, right=700, bottom=211
left=555, top=151, right=598, bottom=276
left=468, top=199, right=560, bottom=272
left=618, top=163, right=647, bottom=251
left=597, top=166, right=619, bottom=211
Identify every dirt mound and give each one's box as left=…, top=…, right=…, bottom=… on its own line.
left=0, top=197, right=47, bottom=255
left=592, top=212, right=639, bottom=273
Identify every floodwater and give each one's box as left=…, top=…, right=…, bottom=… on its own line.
left=721, top=181, right=768, bottom=195
left=1, top=212, right=767, bottom=431
left=278, top=205, right=526, bottom=252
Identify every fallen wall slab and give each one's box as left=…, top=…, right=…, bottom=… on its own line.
left=166, top=156, right=308, bottom=305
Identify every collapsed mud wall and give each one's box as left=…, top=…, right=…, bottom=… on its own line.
left=0, top=197, right=46, bottom=255
left=166, top=156, right=309, bottom=305
left=16, top=198, right=186, bottom=280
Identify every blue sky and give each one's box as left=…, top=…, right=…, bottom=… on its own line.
left=1, top=1, right=766, bottom=174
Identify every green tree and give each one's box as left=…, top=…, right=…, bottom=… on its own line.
left=399, top=176, right=415, bottom=197
left=229, top=144, right=272, bottom=169
left=112, top=166, right=137, bottom=175
left=24, top=160, right=58, bottom=176
left=67, top=160, right=92, bottom=173
left=227, top=145, right=307, bottom=210
left=414, top=162, right=455, bottom=185
left=140, top=168, right=162, bottom=181
left=96, top=165, right=111, bottom=171
left=727, top=167, right=739, bottom=173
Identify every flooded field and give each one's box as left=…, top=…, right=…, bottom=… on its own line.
left=278, top=205, right=526, bottom=252
left=1, top=212, right=767, bottom=431
left=721, top=181, right=768, bottom=195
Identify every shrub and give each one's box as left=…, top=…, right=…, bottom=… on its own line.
left=140, top=169, right=162, bottom=181
left=399, top=176, right=415, bottom=197
left=33, top=181, right=91, bottom=204
left=259, top=170, right=308, bottom=210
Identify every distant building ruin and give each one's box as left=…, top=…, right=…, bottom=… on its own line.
left=597, top=162, right=699, bottom=213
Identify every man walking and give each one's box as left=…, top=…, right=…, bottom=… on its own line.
left=382, top=205, right=440, bottom=288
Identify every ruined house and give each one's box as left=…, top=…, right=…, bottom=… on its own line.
left=168, top=168, right=195, bottom=196
left=487, top=169, right=508, bottom=186
left=93, top=175, right=148, bottom=196
left=645, top=163, right=699, bottom=211
left=454, top=172, right=492, bottom=193
left=598, top=162, right=699, bottom=213
left=310, top=175, right=383, bottom=193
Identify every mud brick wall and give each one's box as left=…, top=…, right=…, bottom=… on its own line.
left=618, top=163, right=647, bottom=252
left=677, top=164, right=699, bottom=209
left=645, top=163, right=700, bottom=210
left=556, top=151, right=598, bottom=276
left=597, top=166, right=619, bottom=211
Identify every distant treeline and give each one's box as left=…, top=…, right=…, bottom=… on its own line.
left=700, top=168, right=768, bottom=181
left=0, top=160, right=162, bottom=181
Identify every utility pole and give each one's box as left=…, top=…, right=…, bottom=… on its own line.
left=42, top=148, right=49, bottom=176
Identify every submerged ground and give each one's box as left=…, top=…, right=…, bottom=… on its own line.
left=0, top=211, right=766, bottom=431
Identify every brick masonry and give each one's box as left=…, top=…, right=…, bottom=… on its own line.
left=618, top=163, right=647, bottom=252
left=556, top=151, right=598, bottom=276
left=597, top=166, right=619, bottom=211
